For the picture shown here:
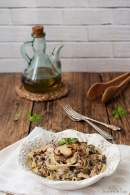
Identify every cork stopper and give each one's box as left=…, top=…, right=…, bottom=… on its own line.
left=32, top=25, right=45, bottom=38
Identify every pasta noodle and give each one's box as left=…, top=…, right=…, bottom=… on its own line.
left=27, top=138, right=106, bottom=181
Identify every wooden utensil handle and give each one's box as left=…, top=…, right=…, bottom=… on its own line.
left=118, top=75, right=130, bottom=92
left=105, top=72, right=130, bottom=86
left=87, top=72, right=130, bottom=100
left=102, top=75, right=130, bottom=103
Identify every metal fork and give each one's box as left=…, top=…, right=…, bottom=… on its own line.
left=63, top=104, right=120, bottom=131
left=63, top=104, right=113, bottom=140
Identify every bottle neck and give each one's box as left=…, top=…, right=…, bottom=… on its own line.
left=33, top=36, right=46, bottom=53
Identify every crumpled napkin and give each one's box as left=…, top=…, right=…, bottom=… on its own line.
left=0, top=127, right=130, bottom=195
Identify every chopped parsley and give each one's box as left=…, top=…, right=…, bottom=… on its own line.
left=28, top=112, right=43, bottom=123
left=112, top=105, right=127, bottom=119
left=57, top=138, right=79, bottom=145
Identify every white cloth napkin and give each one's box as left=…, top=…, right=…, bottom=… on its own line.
left=0, top=127, right=130, bottom=195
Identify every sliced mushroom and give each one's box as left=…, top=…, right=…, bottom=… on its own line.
left=54, top=153, right=66, bottom=163
left=68, top=143, right=79, bottom=151
left=27, top=140, right=107, bottom=181
left=66, top=152, right=78, bottom=165
left=54, top=145, right=72, bottom=157
left=54, top=147, right=61, bottom=155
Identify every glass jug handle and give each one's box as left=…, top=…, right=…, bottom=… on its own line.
left=21, top=41, right=33, bottom=65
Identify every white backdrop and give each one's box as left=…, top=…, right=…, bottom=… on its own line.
left=0, top=0, right=130, bottom=72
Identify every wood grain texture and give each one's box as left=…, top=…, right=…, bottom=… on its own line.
left=101, top=73, right=130, bottom=144
left=0, top=74, right=32, bottom=149
left=0, top=72, right=130, bottom=150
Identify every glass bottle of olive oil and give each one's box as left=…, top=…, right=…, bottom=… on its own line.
left=21, top=25, right=63, bottom=93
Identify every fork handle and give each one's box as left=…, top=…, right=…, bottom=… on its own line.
left=85, top=116, right=120, bottom=131
left=83, top=118, right=113, bottom=140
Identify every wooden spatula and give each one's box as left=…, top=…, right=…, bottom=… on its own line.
left=102, top=75, right=130, bottom=103
left=87, top=72, right=130, bottom=100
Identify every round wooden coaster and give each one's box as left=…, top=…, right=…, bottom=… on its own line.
left=15, top=82, right=69, bottom=102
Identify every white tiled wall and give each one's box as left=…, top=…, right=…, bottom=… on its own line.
left=1, top=0, right=130, bottom=72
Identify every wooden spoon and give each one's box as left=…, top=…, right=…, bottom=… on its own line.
left=102, top=75, right=130, bottom=103
left=87, top=72, right=130, bottom=100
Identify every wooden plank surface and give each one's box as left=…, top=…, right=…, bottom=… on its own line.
left=102, top=73, right=130, bottom=145
left=0, top=74, right=32, bottom=149
left=0, top=72, right=130, bottom=150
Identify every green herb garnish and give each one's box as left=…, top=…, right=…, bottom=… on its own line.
left=112, top=105, right=127, bottom=119
left=28, top=112, right=43, bottom=123
left=57, top=138, right=79, bottom=145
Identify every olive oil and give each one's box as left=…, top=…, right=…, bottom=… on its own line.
left=21, top=25, right=63, bottom=94
left=22, top=67, right=61, bottom=93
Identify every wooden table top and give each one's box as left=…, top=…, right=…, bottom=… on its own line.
left=0, top=72, right=130, bottom=150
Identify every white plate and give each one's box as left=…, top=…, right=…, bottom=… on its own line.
left=18, top=129, right=120, bottom=190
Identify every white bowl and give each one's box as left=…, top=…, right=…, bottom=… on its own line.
left=18, top=129, right=120, bottom=190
